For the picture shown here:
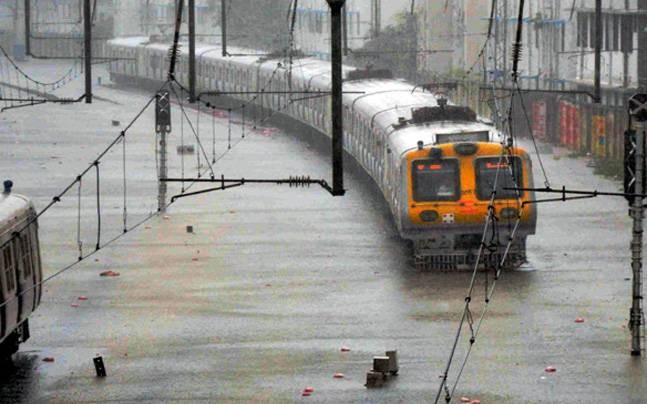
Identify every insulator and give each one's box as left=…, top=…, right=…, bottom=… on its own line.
left=167, top=44, right=182, bottom=61
left=511, top=43, right=523, bottom=77
left=511, top=43, right=522, bottom=63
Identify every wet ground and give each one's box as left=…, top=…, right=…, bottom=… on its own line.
left=0, top=60, right=645, bottom=403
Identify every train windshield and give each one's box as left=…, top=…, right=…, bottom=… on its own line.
left=412, top=159, right=460, bottom=202
left=476, top=157, right=523, bottom=200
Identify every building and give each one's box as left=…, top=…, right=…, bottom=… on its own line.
left=416, top=0, right=490, bottom=77
left=112, top=0, right=214, bottom=39
left=292, top=0, right=373, bottom=60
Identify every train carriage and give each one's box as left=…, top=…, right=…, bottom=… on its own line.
left=107, top=37, right=537, bottom=270
left=0, top=181, right=42, bottom=360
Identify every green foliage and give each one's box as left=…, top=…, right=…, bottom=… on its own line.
left=347, top=14, right=417, bottom=80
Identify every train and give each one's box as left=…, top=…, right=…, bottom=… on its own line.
left=0, top=180, right=42, bottom=360
left=106, top=37, right=537, bottom=270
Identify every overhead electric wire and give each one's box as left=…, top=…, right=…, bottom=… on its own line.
left=0, top=0, right=338, bottom=308
left=514, top=82, right=551, bottom=188
left=0, top=79, right=170, bottom=310
left=434, top=82, right=525, bottom=404
left=0, top=6, right=86, bottom=102
left=462, top=0, right=496, bottom=79
left=163, top=1, right=291, bottom=179
left=434, top=1, right=535, bottom=401
left=413, top=0, right=495, bottom=97
left=0, top=152, right=217, bottom=312
left=169, top=82, right=216, bottom=179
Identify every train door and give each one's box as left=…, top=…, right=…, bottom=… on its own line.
left=11, top=233, right=24, bottom=324
left=16, top=225, right=35, bottom=322
left=31, top=219, right=43, bottom=307
left=1, top=239, right=18, bottom=340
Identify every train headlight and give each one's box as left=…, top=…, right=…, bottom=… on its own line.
left=419, top=210, right=439, bottom=222
left=454, top=143, right=478, bottom=156
left=500, top=207, right=520, bottom=219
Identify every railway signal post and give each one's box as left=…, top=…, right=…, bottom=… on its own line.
left=627, top=93, right=646, bottom=356
left=156, top=90, right=172, bottom=212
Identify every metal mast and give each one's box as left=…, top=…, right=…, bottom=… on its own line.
left=84, top=0, right=92, bottom=103
left=326, top=0, right=346, bottom=196
left=489, top=0, right=509, bottom=86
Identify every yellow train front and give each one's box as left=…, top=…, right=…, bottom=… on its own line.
left=400, top=142, right=536, bottom=270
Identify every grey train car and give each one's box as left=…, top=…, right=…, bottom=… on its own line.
left=107, top=37, right=537, bottom=270
left=0, top=181, right=42, bottom=360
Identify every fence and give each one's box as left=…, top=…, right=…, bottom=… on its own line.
left=29, top=31, right=108, bottom=59
left=444, top=78, right=634, bottom=173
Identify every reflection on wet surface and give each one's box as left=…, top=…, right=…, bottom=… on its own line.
left=0, top=78, right=645, bottom=403
left=0, top=353, right=40, bottom=403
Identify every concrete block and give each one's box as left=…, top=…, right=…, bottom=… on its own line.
left=365, top=370, right=385, bottom=388
left=386, top=350, right=399, bottom=375
left=373, top=356, right=390, bottom=373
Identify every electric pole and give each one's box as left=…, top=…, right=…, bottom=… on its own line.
left=221, top=0, right=227, bottom=56
left=490, top=0, right=508, bottom=87
left=639, top=0, right=647, bottom=88
left=188, top=0, right=196, bottom=103
left=630, top=124, right=645, bottom=357
left=371, top=0, right=381, bottom=39
left=326, top=0, right=345, bottom=197
left=407, top=3, right=417, bottom=81
left=24, top=0, right=30, bottom=57
left=342, top=4, right=348, bottom=55
left=84, top=0, right=92, bottom=103
left=452, top=0, right=465, bottom=73
left=594, top=0, right=601, bottom=102
left=624, top=0, right=630, bottom=87
left=627, top=93, right=647, bottom=357
left=156, top=91, right=172, bottom=212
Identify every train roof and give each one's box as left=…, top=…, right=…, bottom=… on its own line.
left=109, top=37, right=275, bottom=66
left=389, top=121, right=502, bottom=158
left=108, top=37, right=503, bottom=157
left=0, top=192, right=33, bottom=235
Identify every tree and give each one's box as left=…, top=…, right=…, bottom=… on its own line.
left=347, top=12, right=418, bottom=81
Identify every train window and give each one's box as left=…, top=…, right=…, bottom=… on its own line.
left=3, top=245, right=15, bottom=291
left=412, top=159, right=460, bottom=202
left=475, top=157, right=523, bottom=200
left=21, top=232, right=33, bottom=278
